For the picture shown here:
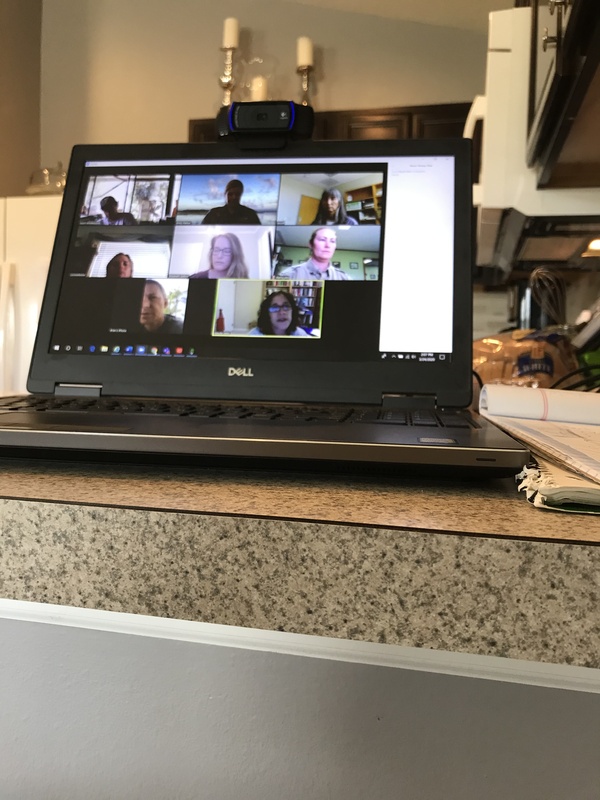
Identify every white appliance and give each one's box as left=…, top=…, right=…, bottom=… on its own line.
left=463, top=7, right=600, bottom=269
left=0, top=195, right=62, bottom=395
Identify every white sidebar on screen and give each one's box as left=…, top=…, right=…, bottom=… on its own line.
left=379, top=156, right=455, bottom=354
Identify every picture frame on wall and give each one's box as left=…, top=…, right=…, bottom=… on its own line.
left=349, top=261, right=359, bottom=269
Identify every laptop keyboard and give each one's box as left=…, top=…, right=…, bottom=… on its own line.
left=0, top=395, right=478, bottom=428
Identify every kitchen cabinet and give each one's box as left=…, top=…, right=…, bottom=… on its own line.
left=310, top=106, right=411, bottom=141
left=188, top=118, right=219, bottom=143
left=527, top=0, right=600, bottom=187
left=527, top=0, right=573, bottom=152
left=310, top=103, right=471, bottom=141
left=189, top=103, right=471, bottom=144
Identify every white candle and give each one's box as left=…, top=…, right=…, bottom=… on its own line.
left=250, top=76, right=268, bottom=102
left=222, top=17, right=239, bottom=49
left=296, top=36, right=313, bottom=67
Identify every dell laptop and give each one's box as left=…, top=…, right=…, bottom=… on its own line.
left=0, top=133, right=528, bottom=474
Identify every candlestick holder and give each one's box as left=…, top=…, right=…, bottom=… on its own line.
left=296, top=64, right=313, bottom=106
left=240, top=56, right=274, bottom=102
left=219, top=46, right=237, bottom=106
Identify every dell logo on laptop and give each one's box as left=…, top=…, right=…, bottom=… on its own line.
left=228, top=367, right=254, bottom=377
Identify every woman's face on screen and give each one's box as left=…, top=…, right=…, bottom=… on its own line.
left=311, top=229, right=337, bottom=263
left=325, top=194, right=339, bottom=217
left=211, top=236, right=233, bottom=273
left=268, top=293, right=293, bottom=335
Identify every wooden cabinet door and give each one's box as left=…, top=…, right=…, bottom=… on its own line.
left=411, top=103, right=472, bottom=138
left=188, top=119, right=218, bottom=143
left=526, top=0, right=567, bottom=167
left=314, top=108, right=412, bottom=141
left=527, top=0, right=600, bottom=186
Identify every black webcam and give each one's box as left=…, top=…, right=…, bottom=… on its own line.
left=216, top=101, right=314, bottom=146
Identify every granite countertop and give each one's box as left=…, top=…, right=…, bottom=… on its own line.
left=0, top=456, right=599, bottom=541
left=1, top=457, right=599, bottom=668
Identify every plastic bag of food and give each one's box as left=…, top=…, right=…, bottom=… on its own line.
left=473, top=328, right=579, bottom=389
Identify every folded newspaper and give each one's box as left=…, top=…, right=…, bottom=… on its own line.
left=479, top=385, right=600, bottom=512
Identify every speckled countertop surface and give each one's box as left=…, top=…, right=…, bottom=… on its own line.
left=1, top=457, right=599, bottom=667
left=0, top=456, right=598, bottom=541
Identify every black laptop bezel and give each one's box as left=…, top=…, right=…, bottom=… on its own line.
left=27, top=138, right=473, bottom=408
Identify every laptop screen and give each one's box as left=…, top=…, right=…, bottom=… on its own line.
left=30, top=139, right=473, bottom=407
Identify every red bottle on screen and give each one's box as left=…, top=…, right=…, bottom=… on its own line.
left=216, top=309, right=225, bottom=333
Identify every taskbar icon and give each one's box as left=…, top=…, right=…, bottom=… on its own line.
left=51, top=342, right=198, bottom=357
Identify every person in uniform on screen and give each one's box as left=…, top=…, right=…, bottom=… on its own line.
left=311, top=189, right=357, bottom=226
left=279, top=227, right=349, bottom=281
left=139, top=280, right=183, bottom=334
left=248, top=290, right=311, bottom=336
left=201, top=179, right=261, bottom=225
left=189, top=233, right=249, bottom=279
left=99, top=196, right=136, bottom=226
left=105, top=253, right=133, bottom=278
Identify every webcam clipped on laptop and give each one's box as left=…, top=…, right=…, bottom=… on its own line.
left=216, top=101, right=314, bottom=146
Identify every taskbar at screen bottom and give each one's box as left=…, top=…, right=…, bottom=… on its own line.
left=49, top=344, right=453, bottom=361
left=50, top=343, right=199, bottom=357
left=380, top=351, right=451, bottom=363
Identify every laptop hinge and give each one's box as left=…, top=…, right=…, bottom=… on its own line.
left=54, top=383, right=102, bottom=398
left=381, top=393, right=437, bottom=410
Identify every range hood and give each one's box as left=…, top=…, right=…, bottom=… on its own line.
left=491, top=209, right=600, bottom=275
left=464, top=9, right=600, bottom=278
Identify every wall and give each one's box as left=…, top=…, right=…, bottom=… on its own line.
left=40, top=0, right=488, bottom=165
left=2, top=602, right=600, bottom=799
left=0, top=0, right=42, bottom=195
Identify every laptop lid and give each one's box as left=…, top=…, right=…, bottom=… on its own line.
left=28, top=138, right=473, bottom=408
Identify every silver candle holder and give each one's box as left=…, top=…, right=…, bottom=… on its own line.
left=296, top=64, right=313, bottom=107
left=219, top=46, right=237, bottom=106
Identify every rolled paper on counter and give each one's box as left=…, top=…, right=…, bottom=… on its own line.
left=296, top=36, right=313, bottom=67
left=222, top=17, right=239, bottom=49
left=250, top=75, right=268, bottom=101
left=479, top=384, right=600, bottom=424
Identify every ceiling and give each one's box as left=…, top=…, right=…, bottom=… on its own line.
left=285, top=0, right=514, bottom=33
